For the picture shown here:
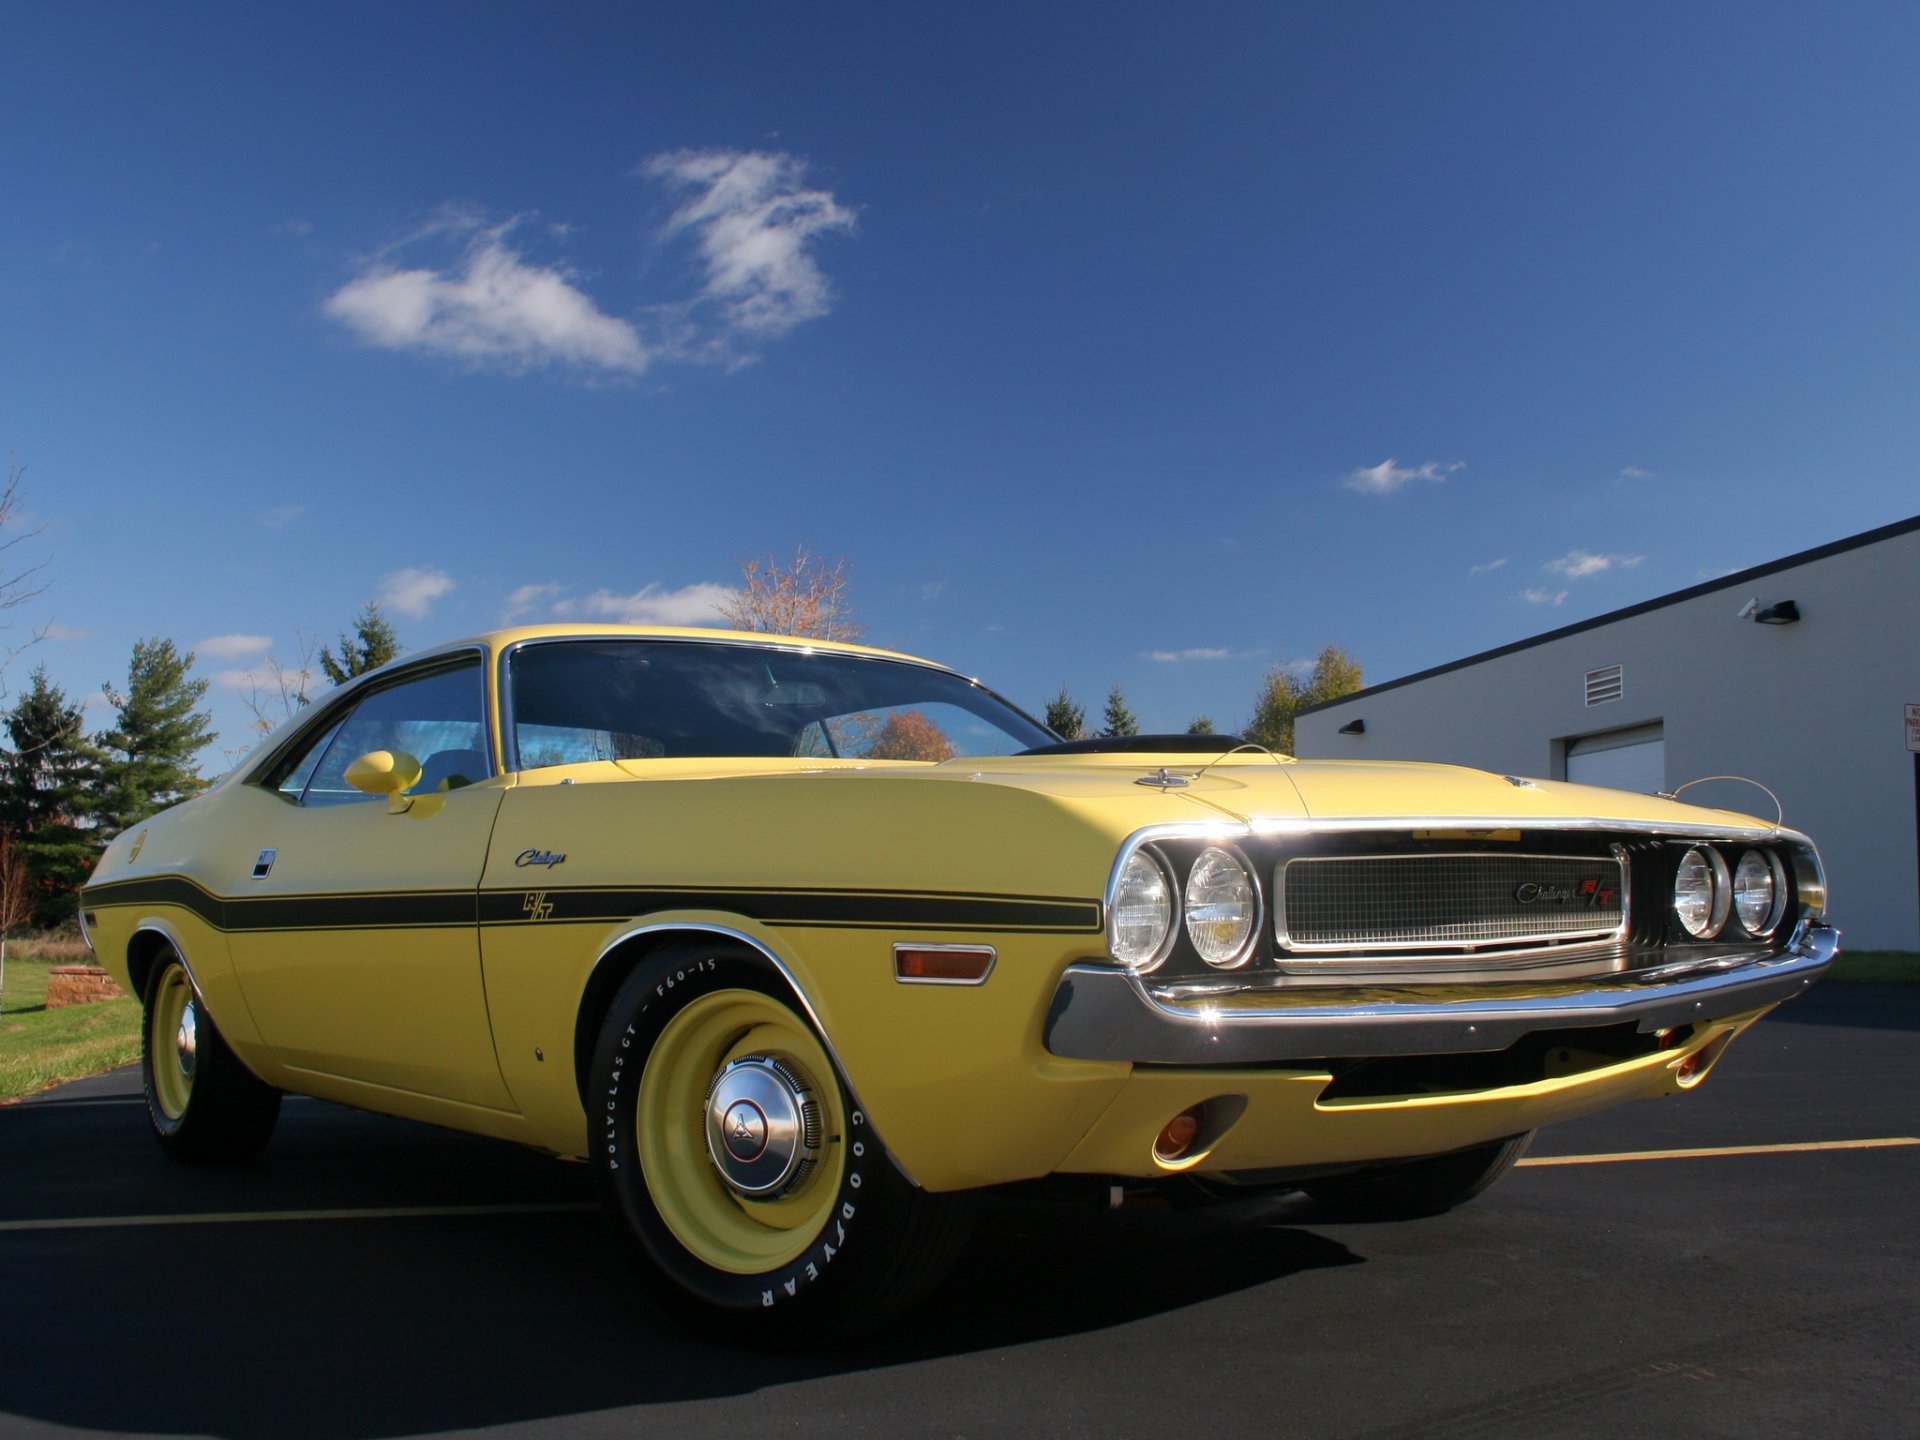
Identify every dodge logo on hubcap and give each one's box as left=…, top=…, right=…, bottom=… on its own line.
left=723, top=1100, right=769, bottom=1162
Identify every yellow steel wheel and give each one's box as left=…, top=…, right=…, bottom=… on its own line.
left=138, top=943, right=281, bottom=1161
left=147, top=962, right=197, bottom=1123
left=634, top=988, right=848, bottom=1276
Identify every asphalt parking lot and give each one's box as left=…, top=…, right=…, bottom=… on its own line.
left=3, top=982, right=1915, bottom=1440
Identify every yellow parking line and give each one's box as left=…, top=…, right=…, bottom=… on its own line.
left=1518, top=1137, right=1920, bottom=1167
left=0, top=1201, right=596, bottom=1234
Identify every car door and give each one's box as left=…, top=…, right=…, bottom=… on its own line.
left=224, top=654, right=518, bottom=1112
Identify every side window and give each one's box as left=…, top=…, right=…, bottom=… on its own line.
left=274, top=662, right=489, bottom=807
left=275, top=717, right=347, bottom=802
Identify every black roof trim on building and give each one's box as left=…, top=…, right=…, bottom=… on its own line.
left=1300, top=512, right=1920, bottom=715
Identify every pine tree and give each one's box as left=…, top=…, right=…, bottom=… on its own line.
left=1101, top=684, right=1139, bottom=739
left=95, top=639, right=215, bottom=838
left=1186, top=715, right=1216, bottom=735
left=319, top=603, right=402, bottom=686
left=0, top=667, right=101, bottom=927
left=1043, top=686, right=1085, bottom=741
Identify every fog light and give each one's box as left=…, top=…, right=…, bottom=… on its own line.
left=1674, top=1032, right=1736, bottom=1088
left=1155, top=1107, right=1204, bottom=1162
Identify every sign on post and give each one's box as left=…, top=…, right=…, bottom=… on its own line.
left=1908, top=703, right=1920, bottom=753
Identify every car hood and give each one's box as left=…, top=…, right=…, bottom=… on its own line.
left=936, top=753, right=1781, bottom=837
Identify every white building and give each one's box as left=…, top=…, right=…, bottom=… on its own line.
left=1295, top=515, right=1920, bottom=951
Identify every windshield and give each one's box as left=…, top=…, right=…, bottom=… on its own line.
left=506, top=639, right=1052, bottom=769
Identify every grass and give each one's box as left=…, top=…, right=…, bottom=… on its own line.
left=1826, top=950, right=1918, bottom=984
left=0, top=938, right=142, bottom=1104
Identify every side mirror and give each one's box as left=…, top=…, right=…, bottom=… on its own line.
left=344, top=750, right=424, bottom=813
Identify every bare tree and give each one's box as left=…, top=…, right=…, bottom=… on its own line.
left=717, top=547, right=862, bottom=642
left=240, top=633, right=320, bottom=736
left=0, top=457, right=50, bottom=690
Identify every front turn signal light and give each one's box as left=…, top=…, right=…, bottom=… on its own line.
left=893, top=945, right=997, bottom=985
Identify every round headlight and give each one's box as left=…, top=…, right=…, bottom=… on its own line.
left=1185, top=847, right=1257, bottom=968
left=1673, top=847, right=1730, bottom=938
left=1110, top=849, right=1174, bottom=971
left=1733, top=850, right=1784, bottom=936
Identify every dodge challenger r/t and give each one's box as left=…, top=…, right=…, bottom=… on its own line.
left=80, top=626, right=1837, bottom=1338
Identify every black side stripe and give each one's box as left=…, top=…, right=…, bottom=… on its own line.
left=82, top=874, right=1102, bottom=935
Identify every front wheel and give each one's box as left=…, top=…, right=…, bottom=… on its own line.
left=141, top=949, right=281, bottom=1161
left=1298, top=1132, right=1534, bottom=1221
left=590, top=942, right=974, bottom=1341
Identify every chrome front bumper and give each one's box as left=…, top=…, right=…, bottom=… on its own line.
left=1043, top=920, right=1839, bottom=1065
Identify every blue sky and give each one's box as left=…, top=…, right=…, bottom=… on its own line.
left=4, top=1, right=1917, bottom=763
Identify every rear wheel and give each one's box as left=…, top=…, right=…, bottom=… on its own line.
left=1299, top=1132, right=1534, bottom=1220
left=590, top=941, right=974, bottom=1341
left=141, top=948, right=280, bottom=1161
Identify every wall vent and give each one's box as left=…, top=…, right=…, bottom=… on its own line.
left=1584, top=664, right=1624, bottom=706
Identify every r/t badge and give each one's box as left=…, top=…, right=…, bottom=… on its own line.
left=522, top=892, right=554, bottom=921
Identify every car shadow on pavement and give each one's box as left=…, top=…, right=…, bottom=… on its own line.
left=1, top=1187, right=1356, bottom=1438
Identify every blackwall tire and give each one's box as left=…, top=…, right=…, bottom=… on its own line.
left=590, top=941, right=974, bottom=1342
left=1298, top=1132, right=1535, bottom=1221
left=140, top=949, right=281, bottom=1162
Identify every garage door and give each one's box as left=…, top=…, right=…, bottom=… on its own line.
left=1566, top=723, right=1665, bottom=794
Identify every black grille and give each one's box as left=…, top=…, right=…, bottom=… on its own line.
left=1278, top=852, right=1628, bottom=952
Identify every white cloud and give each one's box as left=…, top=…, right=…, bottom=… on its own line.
left=214, top=668, right=263, bottom=693
left=1619, top=466, right=1654, bottom=480
left=503, top=582, right=565, bottom=623
left=379, top=567, right=455, bottom=620
left=576, top=582, right=736, bottom=627
left=1145, top=648, right=1231, bottom=662
left=1544, top=550, right=1645, bottom=579
left=919, top=580, right=948, bottom=602
left=324, top=151, right=853, bottom=380
left=41, top=621, right=93, bottom=642
left=1342, top=458, right=1464, bottom=496
left=325, top=216, right=650, bottom=375
left=260, top=504, right=307, bottom=529
left=1522, top=587, right=1570, bottom=606
left=644, top=149, right=857, bottom=344
left=1469, top=557, right=1509, bottom=576
left=197, top=633, right=273, bottom=661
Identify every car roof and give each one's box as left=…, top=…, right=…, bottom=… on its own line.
left=415, top=624, right=934, bottom=669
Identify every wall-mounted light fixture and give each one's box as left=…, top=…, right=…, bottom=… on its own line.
left=1338, top=718, right=1366, bottom=735
left=1753, top=600, right=1800, bottom=625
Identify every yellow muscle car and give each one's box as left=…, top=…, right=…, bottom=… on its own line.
left=80, top=626, right=1837, bottom=1338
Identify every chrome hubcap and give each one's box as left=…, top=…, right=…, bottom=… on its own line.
left=703, top=1056, right=822, bottom=1200
left=175, top=999, right=198, bottom=1082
